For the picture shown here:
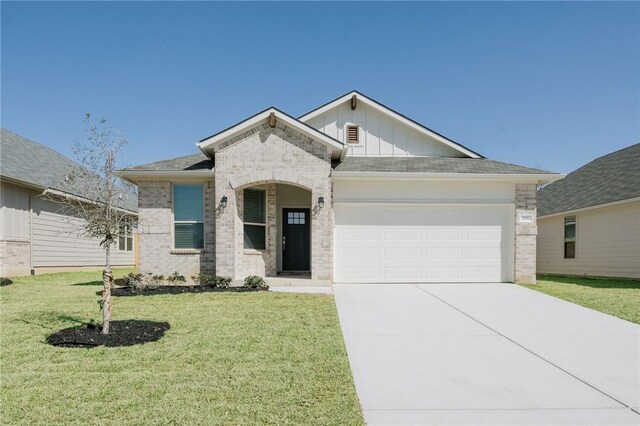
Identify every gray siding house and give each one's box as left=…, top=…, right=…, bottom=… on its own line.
left=121, top=91, right=561, bottom=284
left=0, top=129, right=137, bottom=277
left=537, top=144, right=640, bottom=279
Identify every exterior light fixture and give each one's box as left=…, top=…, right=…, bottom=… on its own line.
left=317, top=196, right=325, bottom=209
left=220, top=195, right=228, bottom=209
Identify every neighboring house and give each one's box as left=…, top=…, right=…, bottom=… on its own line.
left=120, top=91, right=560, bottom=284
left=0, top=129, right=137, bottom=277
left=537, top=144, right=640, bottom=279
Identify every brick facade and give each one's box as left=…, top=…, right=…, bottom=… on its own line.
left=515, top=183, right=538, bottom=283
left=214, top=122, right=333, bottom=281
left=0, top=239, right=31, bottom=277
left=137, top=180, right=215, bottom=277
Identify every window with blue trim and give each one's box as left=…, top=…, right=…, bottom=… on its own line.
left=173, top=184, right=204, bottom=249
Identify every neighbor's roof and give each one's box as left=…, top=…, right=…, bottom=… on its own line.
left=123, top=153, right=213, bottom=172
left=538, top=143, right=640, bottom=217
left=332, top=156, right=554, bottom=175
left=1, top=128, right=137, bottom=212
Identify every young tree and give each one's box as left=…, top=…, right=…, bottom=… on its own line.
left=45, top=114, right=135, bottom=334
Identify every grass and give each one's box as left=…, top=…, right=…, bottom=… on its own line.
left=0, top=270, right=363, bottom=425
left=522, top=275, right=640, bottom=324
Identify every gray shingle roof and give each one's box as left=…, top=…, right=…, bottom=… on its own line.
left=332, top=156, right=553, bottom=174
left=1, top=128, right=137, bottom=212
left=538, top=144, right=640, bottom=217
left=124, top=153, right=213, bottom=172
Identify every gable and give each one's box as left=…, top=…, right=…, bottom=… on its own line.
left=198, top=108, right=344, bottom=160
left=300, top=91, right=481, bottom=158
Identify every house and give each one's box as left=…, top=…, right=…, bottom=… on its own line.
left=537, top=144, right=640, bottom=279
left=0, top=129, right=137, bottom=277
left=120, top=91, right=560, bottom=284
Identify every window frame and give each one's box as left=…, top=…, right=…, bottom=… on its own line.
left=563, top=215, right=576, bottom=259
left=243, top=188, right=267, bottom=251
left=118, top=218, right=134, bottom=252
left=172, top=183, right=205, bottom=250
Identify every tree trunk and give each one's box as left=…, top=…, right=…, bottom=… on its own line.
left=102, top=244, right=112, bottom=334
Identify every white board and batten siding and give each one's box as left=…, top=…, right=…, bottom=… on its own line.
left=31, top=197, right=134, bottom=267
left=333, top=180, right=516, bottom=283
left=305, top=101, right=465, bottom=157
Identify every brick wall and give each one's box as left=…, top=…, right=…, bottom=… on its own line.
left=137, top=180, right=215, bottom=277
left=515, top=183, right=537, bottom=283
left=214, top=122, right=333, bottom=281
left=0, top=239, right=31, bottom=277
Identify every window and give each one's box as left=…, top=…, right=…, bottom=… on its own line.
left=244, top=188, right=266, bottom=250
left=173, top=184, right=204, bottom=249
left=564, top=216, right=576, bottom=259
left=119, top=219, right=133, bottom=252
left=346, top=125, right=359, bottom=144
left=287, top=211, right=305, bottom=225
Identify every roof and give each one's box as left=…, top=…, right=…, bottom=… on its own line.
left=123, top=153, right=213, bottom=172
left=332, top=156, right=553, bottom=175
left=299, top=90, right=483, bottom=159
left=538, top=143, right=640, bottom=217
left=1, top=128, right=137, bottom=212
left=198, top=107, right=345, bottom=160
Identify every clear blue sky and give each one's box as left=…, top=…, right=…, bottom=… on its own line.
left=2, top=2, right=638, bottom=173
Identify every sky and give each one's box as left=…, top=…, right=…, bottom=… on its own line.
left=2, top=1, right=638, bottom=174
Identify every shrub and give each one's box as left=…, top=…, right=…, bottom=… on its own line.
left=244, top=275, right=268, bottom=290
left=215, top=276, right=232, bottom=289
left=0, top=277, right=13, bottom=286
left=167, top=272, right=186, bottom=284
left=125, top=273, right=159, bottom=293
left=191, top=273, right=216, bottom=286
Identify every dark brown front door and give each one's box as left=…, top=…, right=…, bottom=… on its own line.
left=282, top=208, right=311, bottom=271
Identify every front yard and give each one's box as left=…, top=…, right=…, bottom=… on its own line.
left=0, top=270, right=363, bottom=425
left=522, top=275, right=640, bottom=324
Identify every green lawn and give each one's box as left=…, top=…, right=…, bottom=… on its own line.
left=1, top=270, right=363, bottom=425
left=522, top=275, right=640, bottom=324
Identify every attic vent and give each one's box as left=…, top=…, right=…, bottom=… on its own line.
left=346, top=125, right=359, bottom=144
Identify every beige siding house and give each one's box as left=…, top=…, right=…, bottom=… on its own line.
left=0, top=129, right=137, bottom=277
left=537, top=144, right=640, bottom=279
left=121, top=91, right=561, bottom=285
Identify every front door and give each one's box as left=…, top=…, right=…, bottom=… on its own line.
left=282, top=208, right=311, bottom=271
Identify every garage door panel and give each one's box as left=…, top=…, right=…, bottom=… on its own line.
left=334, top=205, right=513, bottom=283
left=383, top=247, right=421, bottom=260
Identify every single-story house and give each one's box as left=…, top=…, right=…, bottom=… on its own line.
left=0, top=129, right=137, bottom=277
left=120, top=91, right=561, bottom=284
left=537, top=143, right=640, bottom=279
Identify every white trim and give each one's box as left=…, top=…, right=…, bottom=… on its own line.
left=118, top=170, right=213, bottom=182
left=299, top=91, right=482, bottom=159
left=538, top=196, right=640, bottom=219
left=41, top=189, right=137, bottom=215
left=331, top=172, right=563, bottom=183
left=197, top=108, right=344, bottom=155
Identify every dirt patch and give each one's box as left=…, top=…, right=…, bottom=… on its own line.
left=110, top=286, right=264, bottom=297
left=47, top=320, right=170, bottom=348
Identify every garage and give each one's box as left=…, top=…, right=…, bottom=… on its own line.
left=334, top=204, right=514, bottom=283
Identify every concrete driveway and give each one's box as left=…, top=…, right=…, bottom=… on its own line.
left=334, top=284, right=640, bottom=425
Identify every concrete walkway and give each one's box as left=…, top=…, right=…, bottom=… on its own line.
left=334, top=284, right=640, bottom=425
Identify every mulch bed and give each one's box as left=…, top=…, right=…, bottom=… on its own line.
left=110, top=286, right=264, bottom=297
left=47, top=320, right=170, bottom=348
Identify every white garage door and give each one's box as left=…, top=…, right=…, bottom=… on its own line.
left=334, top=204, right=514, bottom=283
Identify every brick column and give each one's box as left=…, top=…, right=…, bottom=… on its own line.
left=515, top=184, right=537, bottom=284
left=311, top=182, right=332, bottom=281
left=215, top=175, right=237, bottom=278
